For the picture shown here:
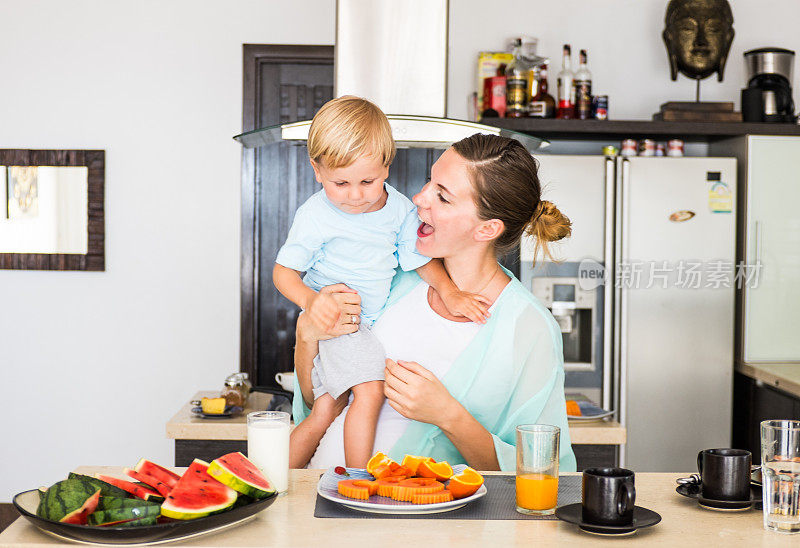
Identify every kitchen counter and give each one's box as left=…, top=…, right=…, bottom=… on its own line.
left=166, top=391, right=275, bottom=441
left=736, top=363, right=800, bottom=400
left=1, top=467, right=793, bottom=547
left=168, top=391, right=626, bottom=445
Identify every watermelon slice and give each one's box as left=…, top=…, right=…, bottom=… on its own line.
left=106, top=516, right=159, bottom=528
left=160, top=459, right=237, bottom=520
left=124, top=468, right=171, bottom=497
left=96, top=497, right=160, bottom=511
left=61, top=490, right=101, bottom=524
left=95, top=474, right=164, bottom=503
left=68, top=473, right=129, bottom=499
left=88, top=505, right=161, bottom=526
left=37, top=479, right=101, bottom=525
left=208, top=452, right=275, bottom=499
left=133, top=459, right=181, bottom=490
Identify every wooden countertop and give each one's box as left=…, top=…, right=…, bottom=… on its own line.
left=168, top=392, right=625, bottom=445
left=1, top=467, right=792, bottom=547
left=736, top=362, right=800, bottom=399
left=166, top=391, right=275, bottom=441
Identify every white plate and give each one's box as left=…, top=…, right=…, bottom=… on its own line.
left=567, top=401, right=615, bottom=421
left=316, top=464, right=487, bottom=514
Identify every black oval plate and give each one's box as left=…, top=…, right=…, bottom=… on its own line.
left=190, top=406, right=243, bottom=419
left=13, top=489, right=277, bottom=545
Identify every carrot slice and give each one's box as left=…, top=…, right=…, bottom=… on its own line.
left=412, top=491, right=454, bottom=504
left=391, top=478, right=444, bottom=501
left=375, top=477, right=405, bottom=497
left=337, top=479, right=377, bottom=500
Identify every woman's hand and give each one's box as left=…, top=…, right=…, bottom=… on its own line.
left=384, top=358, right=501, bottom=470
left=297, top=284, right=362, bottom=343
left=383, top=359, right=460, bottom=427
left=295, top=283, right=361, bottom=408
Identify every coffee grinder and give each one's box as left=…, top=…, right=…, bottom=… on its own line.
left=741, top=47, right=796, bottom=123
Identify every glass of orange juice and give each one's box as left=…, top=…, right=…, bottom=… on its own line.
left=515, top=424, right=560, bottom=515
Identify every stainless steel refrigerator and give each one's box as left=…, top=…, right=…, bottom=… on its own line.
left=520, top=155, right=737, bottom=472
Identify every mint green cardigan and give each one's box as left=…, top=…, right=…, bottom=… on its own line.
left=292, top=268, right=577, bottom=472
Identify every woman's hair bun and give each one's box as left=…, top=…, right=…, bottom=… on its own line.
left=526, top=200, right=572, bottom=261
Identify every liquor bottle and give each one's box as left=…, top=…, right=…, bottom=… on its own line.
left=505, top=39, right=530, bottom=118
left=529, top=63, right=556, bottom=118
left=526, top=65, right=540, bottom=112
left=573, top=49, right=593, bottom=120
left=556, top=44, right=575, bottom=119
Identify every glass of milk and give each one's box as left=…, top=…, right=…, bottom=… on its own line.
left=247, top=411, right=290, bottom=495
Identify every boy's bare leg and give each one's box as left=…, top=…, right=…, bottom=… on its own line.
left=343, top=380, right=385, bottom=468
left=289, top=392, right=348, bottom=468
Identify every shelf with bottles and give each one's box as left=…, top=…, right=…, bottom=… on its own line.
left=479, top=117, right=800, bottom=141
left=477, top=41, right=604, bottom=122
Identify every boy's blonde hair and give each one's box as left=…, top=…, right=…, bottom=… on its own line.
left=307, top=96, right=396, bottom=169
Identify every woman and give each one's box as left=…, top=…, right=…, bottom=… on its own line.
left=292, top=134, right=576, bottom=471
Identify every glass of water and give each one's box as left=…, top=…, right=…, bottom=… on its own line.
left=761, top=420, right=800, bottom=534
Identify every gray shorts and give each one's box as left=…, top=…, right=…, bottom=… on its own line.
left=311, top=324, right=386, bottom=400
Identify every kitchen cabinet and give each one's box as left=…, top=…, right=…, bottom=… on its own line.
left=711, top=136, right=800, bottom=364
left=732, top=371, right=800, bottom=463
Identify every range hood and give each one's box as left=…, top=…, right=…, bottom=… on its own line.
left=234, top=0, right=547, bottom=151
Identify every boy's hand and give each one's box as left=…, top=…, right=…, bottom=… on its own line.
left=440, top=290, right=492, bottom=324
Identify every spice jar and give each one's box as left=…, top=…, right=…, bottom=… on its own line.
left=222, top=373, right=251, bottom=408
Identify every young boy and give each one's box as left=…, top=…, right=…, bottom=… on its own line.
left=275, top=96, right=489, bottom=468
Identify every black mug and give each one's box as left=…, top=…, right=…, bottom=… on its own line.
left=581, top=468, right=636, bottom=526
left=697, top=448, right=752, bottom=501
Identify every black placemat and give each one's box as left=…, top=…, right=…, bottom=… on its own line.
left=314, top=475, right=581, bottom=520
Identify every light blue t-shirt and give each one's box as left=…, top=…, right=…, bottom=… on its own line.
left=276, top=183, right=430, bottom=324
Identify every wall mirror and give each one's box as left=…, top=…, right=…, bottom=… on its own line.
left=0, top=149, right=104, bottom=270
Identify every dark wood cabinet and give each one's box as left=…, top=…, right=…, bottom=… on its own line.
left=573, top=445, right=618, bottom=471
left=732, top=372, right=800, bottom=464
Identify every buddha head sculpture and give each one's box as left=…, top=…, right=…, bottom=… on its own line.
left=663, top=0, right=735, bottom=82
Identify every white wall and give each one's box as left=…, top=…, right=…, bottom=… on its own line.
left=0, top=0, right=334, bottom=500
left=448, top=0, right=800, bottom=120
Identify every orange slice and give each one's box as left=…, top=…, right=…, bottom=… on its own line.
left=411, top=491, right=454, bottom=504
left=391, top=478, right=444, bottom=501
left=566, top=400, right=582, bottom=417
left=366, top=452, right=393, bottom=476
left=447, top=467, right=484, bottom=499
left=416, top=459, right=454, bottom=481
left=370, top=462, right=402, bottom=480
left=338, top=479, right=378, bottom=500
left=400, top=455, right=433, bottom=476
left=375, top=477, right=405, bottom=497
left=391, top=465, right=411, bottom=478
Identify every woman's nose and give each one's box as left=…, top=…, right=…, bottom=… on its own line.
left=413, top=183, right=430, bottom=208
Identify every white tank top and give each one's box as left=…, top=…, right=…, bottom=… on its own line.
left=308, top=282, right=488, bottom=468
